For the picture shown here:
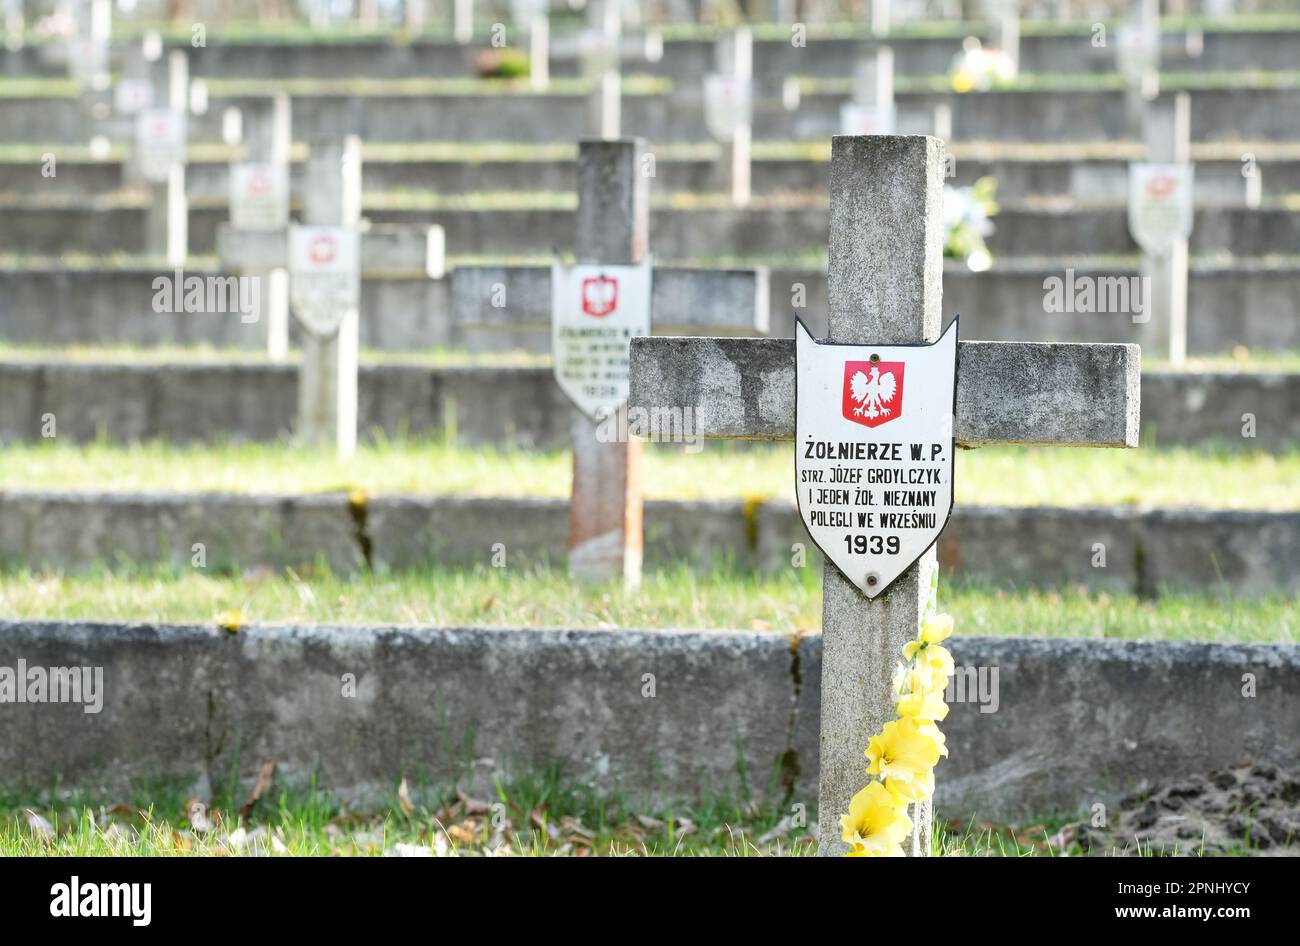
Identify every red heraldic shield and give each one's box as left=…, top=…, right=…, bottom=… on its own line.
left=581, top=275, right=619, bottom=317
left=842, top=360, right=905, bottom=428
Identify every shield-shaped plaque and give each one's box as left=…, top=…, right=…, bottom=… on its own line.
left=289, top=226, right=360, bottom=338
left=839, top=103, right=897, bottom=136
left=703, top=74, right=752, bottom=142
left=1128, top=163, right=1194, bottom=256
left=795, top=317, right=959, bottom=599
left=230, top=162, right=289, bottom=232
left=135, top=108, right=186, bottom=183
left=551, top=257, right=652, bottom=422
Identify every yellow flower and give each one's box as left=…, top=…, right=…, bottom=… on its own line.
left=920, top=613, right=953, bottom=644
left=897, top=687, right=949, bottom=722
left=904, top=640, right=955, bottom=683
left=886, top=766, right=934, bottom=803
left=917, top=720, right=949, bottom=759
left=866, top=717, right=942, bottom=797
left=951, top=71, right=975, bottom=94
left=840, top=780, right=912, bottom=856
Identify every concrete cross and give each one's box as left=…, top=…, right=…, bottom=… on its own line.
left=134, top=48, right=189, bottom=267
left=66, top=0, right=112, bottom=92
left=1119, top=0, right=1161, bottom=136
left=993, top=0, right=1020, bottom=77
left=217, top=130, right=445, bottom=361
left=1134, top=92, right=1193, bottom=364
left=629, top=135, right=1141, bottom=856
left=709, top=27, right=752, bottom=205
left=454, top=0, right=474, bottom=45
left=450, top=138, right=768, bottom=585
left=219, top=135, right=443, bottom=457
left=583, top=0, right=622, bottom=139
left=842, top=44, right=895, bottom=136
left=222, top=93, right=293, bottom=359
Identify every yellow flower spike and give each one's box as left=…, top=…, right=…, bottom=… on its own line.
left=897, top=688, right=950, bottom=723
left=866, top=717, right=942, bottom=789
left=840, top=781, right=912, bottom=856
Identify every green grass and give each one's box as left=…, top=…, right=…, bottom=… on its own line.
left=802, top=68, right=1300, bottom=96
left=0, top=770, right=1100, bottom=857
left=0, top=439, right=1295, bottom=510
left=0, top=766, right=1268, bottom=856
left=1, top=565, right=1294, bottom=644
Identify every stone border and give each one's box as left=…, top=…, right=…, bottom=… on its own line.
left=1, top=492, right=1295, bottom=596
left=0, top=360, right=1293, bottom=448
left=1, top=619, right=1293, bottom=823
left=3, top=262, right=1298, bottom=354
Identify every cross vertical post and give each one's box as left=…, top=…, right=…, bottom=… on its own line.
left=142, top=49, right=189, bottom=266
left=871, top=0, right=891, bottom=37
left=843, top=44, right=895, bottom=135
left=238, top=93, right=292, bottom=359
left=297, top=135, right=362, bottom=459
left=1122, top=0, right=1161, bottom=138
left=1141, top=92, right=1191, bottom=364
left=568, top=138, right=648, bottom=585
left=995, top=0, right=1020, bottom=77
left=715, top=27, right=752, bottom=205
left=454, top=0, right=473, bottom=44
left=584, top=0, right=622, bottom=140
left=405, top=0, right=426, bottom=32
left=529, top=10, right=550, bottom=91
left=817, top=135, right=946, bottom=856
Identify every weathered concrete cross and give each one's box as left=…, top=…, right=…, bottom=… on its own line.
left=450, top=138, right=768, bottom=585
left=630, top=135, right=1140, bottom=855
left=1132, top=92, right=1193, bottom=364
left=217, top=121, right=445, bottom=361
left=219, top=135, right=442, bottom=456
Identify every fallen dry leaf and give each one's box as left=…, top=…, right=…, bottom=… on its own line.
left=457, top=789, right=491, bottom=815
left=240, top=758, right=277, bottom=820
left=23, top=809, right=54, bottom=842
left=397, top=777, right=415, bottom=816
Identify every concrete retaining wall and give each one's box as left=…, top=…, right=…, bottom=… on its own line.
left=10, top=200, right=1296, bottom=259
left=7, top=85, right=1300, bottom=144
left=13, top=154, right=1298, bottom=205
left=4, top=26, right=1287, bottom=81
left=1, top=492, right=1295, bottom=596
left=0, top=359, right=1292, bottom=449
left=3, top=262, right=1298, bottom=354
left=1, top=619, right=1294, bottom=822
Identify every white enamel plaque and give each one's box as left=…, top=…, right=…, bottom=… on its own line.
left=795, top=318, right=959, bottom=599
left=551, top=257, right=652, bottom=421
left=135, top=108, right=186, bottom=183
left=1128, top=163, right=1194, bottom=255
left=839, top=103, right=897, bottom=136
left=289, top=226, right=360, bottom=338
left=1116, top=22, right=1159, bottom=81
left=703, top=74, right=752, bottom=141
left=230, top=162, right=290, bottom=232
left=115, top=77, right=154, bottom=115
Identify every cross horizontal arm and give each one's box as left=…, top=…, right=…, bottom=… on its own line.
left=629, top=336, right=1141, bottom=447
left=451, top=265, right=769, bottom=335
left=216, top=224, right=440, bottom=277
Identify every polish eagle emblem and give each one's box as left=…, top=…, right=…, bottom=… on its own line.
left=841, top=360, right=904, bottom=428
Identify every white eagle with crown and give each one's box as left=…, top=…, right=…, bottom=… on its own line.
left=849, top=365, right=897, bottom=419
